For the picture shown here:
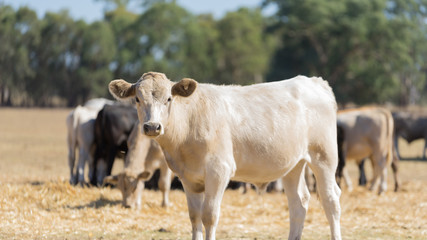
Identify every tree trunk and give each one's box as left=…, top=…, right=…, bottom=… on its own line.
left=0, top=85, right=12, bottom=106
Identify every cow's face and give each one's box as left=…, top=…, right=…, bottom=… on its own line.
left=103, top=171, right=151, bottom=209
left=109, top=72, right=197, bottom=137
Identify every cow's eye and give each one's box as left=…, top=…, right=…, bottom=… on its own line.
left=135, top=97, right=140, bottom=103
left=167, top=97, right=171, bottom=102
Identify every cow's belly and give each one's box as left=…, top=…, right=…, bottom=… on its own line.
left=230, top=132, right=308, bottom=183
left=346, top=143, right=372, bottom=160
left=232, top=164, right=293, bottom=184
left=232, top=148, right=304, bottom=184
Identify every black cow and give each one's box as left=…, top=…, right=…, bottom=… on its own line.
left=91, top=104, right=138, bottom=186
left=393, top=111, right=427, bottom=160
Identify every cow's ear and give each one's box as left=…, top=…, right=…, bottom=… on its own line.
left=137, top=171, right=152, bottom=181
left=103, top=175, right=119, bottom=186
left=109, top=79, right=136, bottom=100
left=172, top=78, right=197, bottom=97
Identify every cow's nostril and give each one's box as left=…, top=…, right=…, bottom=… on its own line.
left=143, top=124, right=150, bottom=134
left=156, top=124, right=161, bottom=132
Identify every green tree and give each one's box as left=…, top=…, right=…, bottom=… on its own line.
left=129, top=2, right=219, bottom=82
left=104, top=5, right=138, bottom=80
left=385, top=0, right=427, bottom=105
left=181, top=14, right=220, bottom=83
left=0, top=6, right=40, bottom=106
left=29, top=11, right=81, bottom=106
left=215, top=8, right=276, bottom=85
left=77, top=21, right=116, bottom=101
left=0, top=5, right=20, bottom=105
left=263, top=0, right=427, bottom=105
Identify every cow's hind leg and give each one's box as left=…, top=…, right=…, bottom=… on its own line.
left=423, top=138, right=427, bottom=160
left=369, top=153, right=388, bottom=194
left=68, top=149, right=77, bottom=185
left=358, top=159, right=367, bottom=186
left=377, top=156, right=388, bottom=195
left=391, top=149, right=400, bottom=192
left=342, top=166, right=353, bottom=191
left=309, top=151, right=342, bottom=240
left=67, top=135, right=77, bottom=185
left=158, top=162, right=172, bottom=208
left=77, top=147, right=90, bottom=186
left=282, top=160, right=310, bottom=240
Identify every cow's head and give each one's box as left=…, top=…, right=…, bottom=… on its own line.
left=103, top=170, right=151, bottom=209
left=93, top=158, right=108, bottom=187
left=109, top=72, right=197, bottom=137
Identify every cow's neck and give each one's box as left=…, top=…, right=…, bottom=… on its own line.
left=157, top=88, right=214, bottom=156
left=157, top=92, right=200, bottom=152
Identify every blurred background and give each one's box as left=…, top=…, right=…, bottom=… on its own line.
left=1, top=0, right=427, bottom=107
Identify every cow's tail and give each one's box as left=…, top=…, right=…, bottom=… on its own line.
left=382, top=108, right=401, bottom=191
left=381, top=108, right=394, bottom=166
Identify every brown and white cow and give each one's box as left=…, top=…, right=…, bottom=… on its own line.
left=103, top=121, right=172, bottom=209
left=109, top=72, right=342, bottom=240
left=336, top=107, right=399, bottom=194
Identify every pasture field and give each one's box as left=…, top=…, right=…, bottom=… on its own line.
left=0, top=108, right=426, bottom=239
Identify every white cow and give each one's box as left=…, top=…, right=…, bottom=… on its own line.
left=66, top=98, right=114, bottom=185
left=103, top=121, right=173, bottom=209
left=109, top=72, right=342, bottom=240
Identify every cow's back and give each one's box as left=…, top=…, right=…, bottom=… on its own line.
left=167, top=76, right=337, bottom=183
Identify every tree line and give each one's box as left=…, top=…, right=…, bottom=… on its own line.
left=1, top=0, right=426, bottom=107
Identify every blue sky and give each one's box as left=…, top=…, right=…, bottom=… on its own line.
left=1, top=0, right=274, bottom=22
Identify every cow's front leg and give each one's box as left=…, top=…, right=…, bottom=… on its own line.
left=183, top=183, right=204, bottom=240
left=202, top=160, right=231, bottom=240
left=88, top=144, right=96, bottom=185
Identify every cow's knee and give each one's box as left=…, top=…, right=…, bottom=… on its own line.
left=202, top=207, right=217, bottom=227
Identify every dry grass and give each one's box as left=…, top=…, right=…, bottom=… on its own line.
left=0, top=108, right=426, bottom=239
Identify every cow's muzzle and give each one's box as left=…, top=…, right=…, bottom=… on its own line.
left=143, top=122, right=162, bottom=136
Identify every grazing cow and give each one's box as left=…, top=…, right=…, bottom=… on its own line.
left=109, top=72, right=342, bottom=240
left=103, top=121, right=173, bottom=209
left=336, top=107, right=399, bottom=194
left=91, top=104, right=138, bottom=186
left=393, top=111, right=427, bottom=160
left=66, top=98, right=114, bottom=185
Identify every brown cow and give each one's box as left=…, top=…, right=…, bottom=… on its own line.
left=336, top=107, right=399, bottom=194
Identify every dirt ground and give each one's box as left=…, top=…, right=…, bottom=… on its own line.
left=0, top=108, right=426, bottom=239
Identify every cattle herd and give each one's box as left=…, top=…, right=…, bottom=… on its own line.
left=66, top=72, right=427, bottom=240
